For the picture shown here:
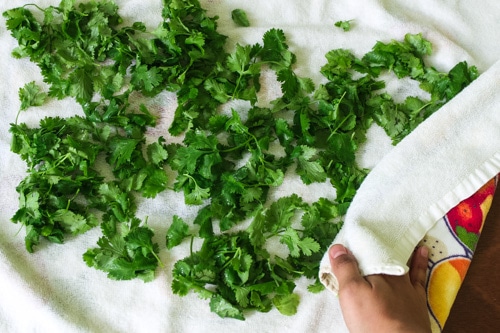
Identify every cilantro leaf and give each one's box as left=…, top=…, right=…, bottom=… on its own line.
left=140, top=166, right=169, bottom=198
left=210, top=295, right=245, bottom=320
left=52, top=209, right=98, bottom=235
left=280, top=228, right=321, bottom=257
left=266, top=194, right=305, bottom=233
left=261, top=28, right=295, bottom=69
left=231, top=9, right=251, bottom=27
left=131, top=65, right=163, bottom=93
left=293, top=145, right=327, bottom=184
left=108, top=137, right=142, bottom=168
left=272, top=293, right=300, bottom=316
left=166, top=216, right=190, bottom=249
left=334, top=20, right=353, bottom=32
left=148, top=139, right=169, bottom=164
left=182, top=175, right=211, bottom=205
left=83, top=221, right=160, bottom=282
left=18, top=81, right=47, bottom=111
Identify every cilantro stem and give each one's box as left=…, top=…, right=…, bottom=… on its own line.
left=151, top=248, right=164, bottom=268
left=22, top=3, right=49, bottom=12
left=232, top=74, right=243, bottom=98
left=14, top=109, right=22, bottom=125
left=219, top=139, right=252, bottom=153
left=219, top=247, right=240, bottom=271
left=189, top=235, right=195, bottom=255
left=184, top=173, right=199, bottom=185
left=65, top=188, right=81, bottom=210
left=259, top=60, right=290, bottom=68
left=45, top=153, right=72, bottom=172
left=13, top=224, right=24, bottom=237
left=330, top=115, right=350, bottom=135
left=326, top=92, right=351, bottom=141
left=220, top=131, right=264, bottom=167
left=414, top=101, right=433, bottom=114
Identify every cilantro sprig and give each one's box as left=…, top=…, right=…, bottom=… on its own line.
left=334, top=19, right=353, bottom=32
left=4, top=0, right=478, bottom=320
left=172, top=195, right=343, bottom=319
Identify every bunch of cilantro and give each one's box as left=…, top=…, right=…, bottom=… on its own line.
left=3, top=0, right=478, bottom=320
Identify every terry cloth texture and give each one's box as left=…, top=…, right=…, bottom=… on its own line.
left=1, top=1, right=499, bottom=332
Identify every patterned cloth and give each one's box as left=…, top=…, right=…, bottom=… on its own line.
left=424, top=175, right=498, bottom=331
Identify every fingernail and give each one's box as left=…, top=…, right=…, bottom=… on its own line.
left=420, top=246, right=429, bottom=258
left=329, top=244, right=348, bottom=259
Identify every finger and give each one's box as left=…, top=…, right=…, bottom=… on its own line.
left=409, top=246, right=429, bottom=290
left=329, top=244, right=364, bottom=289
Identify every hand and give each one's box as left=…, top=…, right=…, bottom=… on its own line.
left=329, top=244, right=431, bottom=333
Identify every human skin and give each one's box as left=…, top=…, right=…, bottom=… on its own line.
left=329, top=244, right=432, bottom=333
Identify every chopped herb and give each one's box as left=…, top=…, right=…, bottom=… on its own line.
left=334, top=19, right=353, bottom=31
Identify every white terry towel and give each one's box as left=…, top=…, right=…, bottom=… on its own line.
left=1, top=1, right=500, bottom=333
left=319, top=59, right=500, bottom=293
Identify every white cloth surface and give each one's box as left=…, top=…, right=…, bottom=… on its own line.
left=1, top=1, right=499, bottom=332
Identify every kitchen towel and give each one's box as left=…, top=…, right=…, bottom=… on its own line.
left=319, top=58, right=500, bottom=292
left=1, top=1, right=499, bottom=332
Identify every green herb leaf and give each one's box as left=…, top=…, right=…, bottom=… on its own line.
left=272, top=293, right=300, bottom=316
left=166, top=216, right=190, bottom=249
left=210, top=294, right=245, bottom=320
left=18, top=81, right=47, bottom=111
left=83, top=221, right=160, bottom=282
left=334, top=20, right=353, bottom=32
left=231, top=9, right=251, bottom=27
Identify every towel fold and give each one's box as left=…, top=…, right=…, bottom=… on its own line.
left=319, top=59, right=500, bottom=293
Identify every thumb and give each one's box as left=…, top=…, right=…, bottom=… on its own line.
left=409, top=246, right=429, bottom=290
left=329, top=244, right=364, bottom=289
